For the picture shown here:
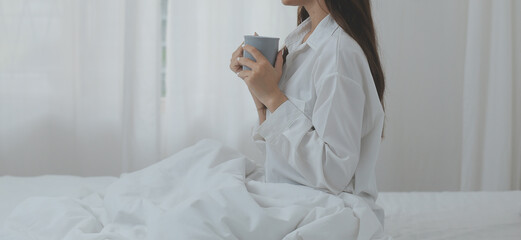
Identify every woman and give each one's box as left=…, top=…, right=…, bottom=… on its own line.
left=230, top=0, right=386, bottom=224
left=0, top=1, right=388, bottom=238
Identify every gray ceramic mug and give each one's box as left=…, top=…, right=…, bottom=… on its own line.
left=243, top=35, right=280, bottom=70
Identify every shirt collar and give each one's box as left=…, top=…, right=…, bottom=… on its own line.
left=284, top=14, right=339, bottom=52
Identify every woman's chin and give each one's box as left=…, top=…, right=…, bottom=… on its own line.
left=281, top=0, right=302, bottom=6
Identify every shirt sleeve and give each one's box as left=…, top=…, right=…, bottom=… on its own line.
left=251, top=122, right=266, bottom=156
left=254, top=72, right=365, bottom=194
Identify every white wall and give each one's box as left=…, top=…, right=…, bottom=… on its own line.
left=373, top=0, right=469, bottom=191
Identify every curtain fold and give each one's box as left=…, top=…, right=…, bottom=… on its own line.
left=0, top=0, right=162, bottom=176
left=461, top=0, right=521, bottom=190
left=121, top=0, right=162, bottom=172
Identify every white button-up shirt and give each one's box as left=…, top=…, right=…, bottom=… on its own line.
left=252, top=14, right=385, bottom=223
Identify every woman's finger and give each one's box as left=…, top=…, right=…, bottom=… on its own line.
left=237, top=70, right=251, bottom=80
left=233, top=42, right=244, bottom=57
left=243, top=45, right=267, bottom=63
left=230, top=58, right=241, bottom=73
left=230, top=42, right=245, bottom=72
left=237, top=57, right=257, bottom=70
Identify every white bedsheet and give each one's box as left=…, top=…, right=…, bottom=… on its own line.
left=377, top=191, right=521, bottom=240
left=0, top=175, right=117, bottom=227
left=1, top=140, right=520, bottom=240
left=1, top=177, right=520, bottom=240
left=0, top=139, right=387, bottom=240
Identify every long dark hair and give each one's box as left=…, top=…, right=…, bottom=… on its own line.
left=298, top=0, right=385, bottom=107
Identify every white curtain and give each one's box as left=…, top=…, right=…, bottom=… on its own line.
left=0, top=0, right=162, bottom=176
left=162, top=0, right=297, bottom=162
left=461, top=0, right=521, bottom=190
left=3, top=0, right=520, bottom=191
left=0, top=0, right=297, bottom=176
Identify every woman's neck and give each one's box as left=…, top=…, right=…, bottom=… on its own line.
left=304, top=1, right=330, bottom=33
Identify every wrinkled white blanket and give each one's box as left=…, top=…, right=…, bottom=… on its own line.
left=1, top=139, right=388, bottom=240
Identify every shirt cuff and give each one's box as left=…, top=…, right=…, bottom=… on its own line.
left=256, top=99, right=307, bottom=141
left=251, top=122, right=265, bottom=141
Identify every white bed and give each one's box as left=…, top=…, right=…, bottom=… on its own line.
left=1, top=175, right=520, bottom=240
left=377, top=191, right=521, bottom=239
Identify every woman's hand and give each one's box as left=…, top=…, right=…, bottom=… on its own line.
left=229, top=42, right=266, bottom=111
left=237, top=45, right=287, bottom=113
